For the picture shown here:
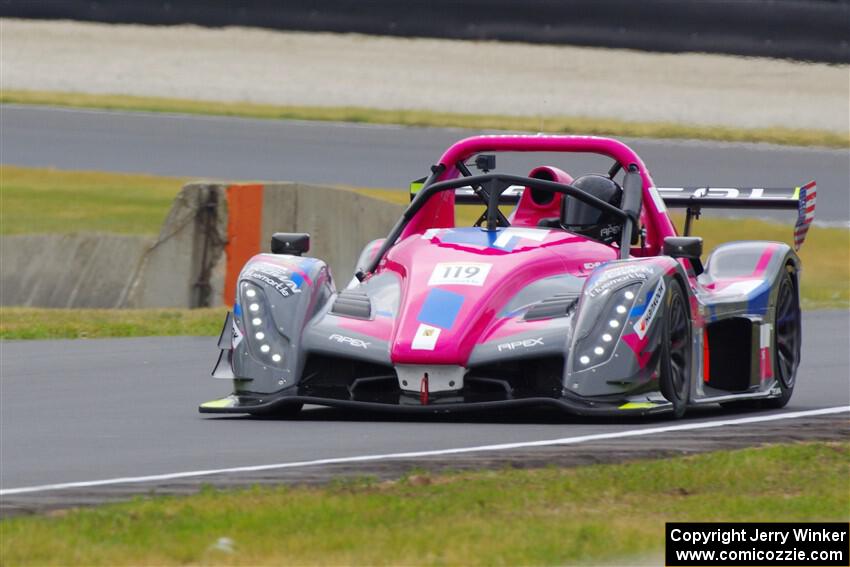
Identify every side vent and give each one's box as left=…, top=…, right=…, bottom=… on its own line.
left=523, top=293, right=579, bottom=321
left=331, top=289, right=372, bottom=320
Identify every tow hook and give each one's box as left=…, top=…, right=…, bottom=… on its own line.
left=420, top=372, right=429, bottom=405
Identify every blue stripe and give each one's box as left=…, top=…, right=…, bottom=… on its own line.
left=747, top=281, right=772, bottom=315
left=440, top=228, right=500, bottom=248
left=417, top=288, right=465, bottom=329
left=629, top=287, right=654, bottom=317
left=438, top=228, right=522, bottom=251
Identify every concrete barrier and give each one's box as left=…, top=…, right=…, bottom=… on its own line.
left=0, top=233, right=153, bottom=308
left=0, top=183, right=403, bottom=308
left=127, top=183, right=228, bottom=308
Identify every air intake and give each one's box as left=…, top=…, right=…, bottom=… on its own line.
left=523, top=293, right=579, bottom=321
left=331, top=289, right=372, bottom=319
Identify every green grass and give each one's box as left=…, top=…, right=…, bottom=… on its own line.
left=1, top=442, right=847, bottom=566
left=0, top=166, right=187, bottom=235
left=0, top=307, right=227, bottom=340
left=3, top=89, right=847, bottom=148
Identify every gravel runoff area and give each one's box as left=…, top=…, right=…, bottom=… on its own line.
left=1, top=19, right=847, bottom=133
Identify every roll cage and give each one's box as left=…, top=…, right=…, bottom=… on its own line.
left=362, top=169, right=644, bottom=277
left=358, top=135, right=682, bottom=280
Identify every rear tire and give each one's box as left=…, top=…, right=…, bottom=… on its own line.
left=659, top=280, right=692, bottom=419
left=763, top=267, right=801, bottom=409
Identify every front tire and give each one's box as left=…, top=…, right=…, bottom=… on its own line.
left=659, top=280, right=692, bottom=419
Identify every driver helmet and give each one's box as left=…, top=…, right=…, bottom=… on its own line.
left=561, top=174, right=623, bottom=244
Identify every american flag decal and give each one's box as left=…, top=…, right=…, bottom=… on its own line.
left=793, top=180, right=816, bottom=251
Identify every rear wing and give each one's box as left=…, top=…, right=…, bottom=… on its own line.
left=655, top=181, right=817, bottom=250
left=409, top=179, right=817, bottom=250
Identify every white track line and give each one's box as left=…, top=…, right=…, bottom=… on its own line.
left=2, top=406, right=847, bottom=496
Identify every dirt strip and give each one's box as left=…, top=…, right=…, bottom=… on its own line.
left=2, top=414, right=846, bottom=518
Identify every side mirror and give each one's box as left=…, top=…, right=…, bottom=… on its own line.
left=271, top=233, right=310, bottom=256
left=619, top=165, right=643, bottom=256
left=663, top=236, right=703, bottom=275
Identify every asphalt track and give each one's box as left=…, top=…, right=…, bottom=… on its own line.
left=2, top=105, right=849, bottom=223
left=1, top=311, right=847, bottom=509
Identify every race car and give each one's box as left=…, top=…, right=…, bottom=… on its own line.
left=200, top=135, right=816, bottom=418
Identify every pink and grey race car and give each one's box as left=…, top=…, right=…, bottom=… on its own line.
left=200, top=135, right=816, bottom=418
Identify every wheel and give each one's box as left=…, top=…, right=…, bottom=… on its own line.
left=659, top=280, right=692, bottom=418
left=764, top=267, right=801, bottom=409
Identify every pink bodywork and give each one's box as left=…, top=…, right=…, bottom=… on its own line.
left=508, top=166, right=572, bottom=227
left=363, top=135, right=679, bottom=366
left=386, top=229, right=617, bottom=364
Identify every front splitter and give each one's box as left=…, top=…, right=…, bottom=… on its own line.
left=199, top=391, right=673, bottom=417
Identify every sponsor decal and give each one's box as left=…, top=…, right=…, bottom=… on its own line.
left=587, top=265, right=652, bottom=298
left=583, top=261, right=604, bottom=271
left=659, top=187, right=746, bottom=199
left=633, top=279, right=666, bottom=340
left=693, top=187, right=739, bottom=199
left=656, top=186, right=804, bottom=202
left=243, top=262, right=302, bottom=298
left=328, top=333, right=370, bottom=349
left=412, top=323, right=441, bottom=350
left=598, top=224, right=621, bottom=239
left=428, top=262, right=492, bottom=286
left=417, top=288, right=465, bottom=329
left=497, top=337, right=544, bottom=351
left=231, top=321, right=244, bottom=348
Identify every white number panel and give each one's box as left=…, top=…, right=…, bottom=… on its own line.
left=428, top=262, right=492, bottom=286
